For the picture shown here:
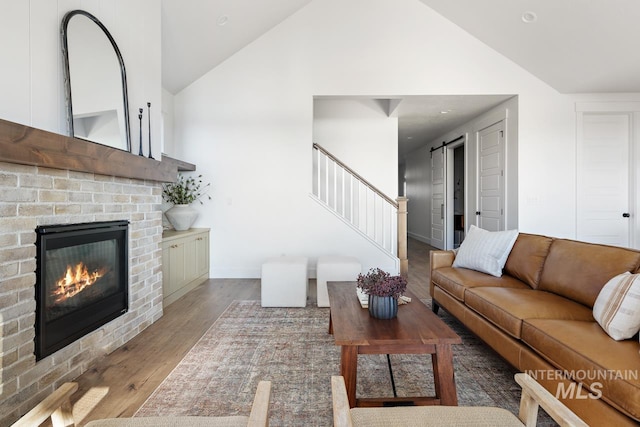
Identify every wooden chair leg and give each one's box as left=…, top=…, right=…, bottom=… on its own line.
left=12, top=382, right=78, bottom=427
left=51, top=399, right=76, bottom=427
left=515, top=373, right=588, bottom=427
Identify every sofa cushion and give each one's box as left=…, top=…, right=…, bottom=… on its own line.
left=503, top=233, right=553, bottom=289
left=452, top=225, right=518, bottom=277
left=538, top=239, right=640, bottom=308
left=431, top=267, right=530, bottom=302
left=465, top=288, right=594, bottom=339
left=593, top=272, right=640, bottom=340
left=521, top=319, right=640, bottom=421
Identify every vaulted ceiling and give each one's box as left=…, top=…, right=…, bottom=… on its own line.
left=161, top=0, right=640, bottom=157
left=161, top=0, right=313, bottom=95
left=420, top=0, right=640, bottom=94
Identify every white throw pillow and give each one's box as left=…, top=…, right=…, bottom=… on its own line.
left=593, top=272, right=640, bottom=341
left=452, top=225, right=518, bottom=277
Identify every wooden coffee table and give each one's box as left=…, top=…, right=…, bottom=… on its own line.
left=327, top=281, right=462, bottom=408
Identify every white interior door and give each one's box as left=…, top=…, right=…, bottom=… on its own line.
left=431, top=147, right=445, bottom=249
left=577, top=113, right=631, bottom=247
left=477, top=121, right=505, bottom=231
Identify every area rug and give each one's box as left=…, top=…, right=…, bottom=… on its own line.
left=136, top=300, right=554, bottom=426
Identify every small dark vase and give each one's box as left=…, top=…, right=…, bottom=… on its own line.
left=368, top=295, right=398, bottom=319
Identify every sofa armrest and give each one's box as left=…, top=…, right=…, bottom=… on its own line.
left=429, top=250, right=455, bottom=297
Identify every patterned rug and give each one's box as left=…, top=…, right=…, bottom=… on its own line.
left=136, top=300, right=554, bottom=426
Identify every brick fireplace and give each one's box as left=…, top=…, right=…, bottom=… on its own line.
left=0, top=119, right=178, bottom=424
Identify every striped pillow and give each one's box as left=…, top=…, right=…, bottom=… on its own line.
left=452, top=225, right=518, bottom=277
left=593, top=272, right=640, bottom=340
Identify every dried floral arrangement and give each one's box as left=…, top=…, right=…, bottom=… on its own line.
left=356, top=267, right=407, bottom=298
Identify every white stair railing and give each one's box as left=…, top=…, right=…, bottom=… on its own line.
left=312, top=143, right=406, bottom=271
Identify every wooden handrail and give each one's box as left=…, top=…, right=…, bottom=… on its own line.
left=313, top=143, right=398, bottom=208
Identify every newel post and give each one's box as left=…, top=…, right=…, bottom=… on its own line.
left=396, top=197, right=408, bottom=278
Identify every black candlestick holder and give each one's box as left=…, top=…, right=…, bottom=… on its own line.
left=138, top=108, right=144, bottom=156
left=147, top=102, right=153, bottom=159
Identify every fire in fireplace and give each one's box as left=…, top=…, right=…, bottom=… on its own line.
left=35, top=220, right=128, bottom=360
left=52, top=261, right=108, bottom=304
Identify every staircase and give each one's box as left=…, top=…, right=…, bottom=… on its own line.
left=311, top=143, right=408, bottom=275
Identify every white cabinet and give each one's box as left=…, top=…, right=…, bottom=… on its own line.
left=161, top=228, right=210, bottom=307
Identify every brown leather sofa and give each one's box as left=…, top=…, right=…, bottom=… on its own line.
left=430, top=233, right=640, bottom=426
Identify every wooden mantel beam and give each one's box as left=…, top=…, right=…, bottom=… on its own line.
left=0, top=118, right=180, bottom=182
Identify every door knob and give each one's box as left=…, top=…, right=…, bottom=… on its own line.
left=475, top=211, right=481, bottom=216
left=623, top=213, right=631, bottom=218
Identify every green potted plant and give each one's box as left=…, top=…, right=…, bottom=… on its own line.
left=356, top=268, right=407, bottom=319
left=162, top=174, right=210, bottom=231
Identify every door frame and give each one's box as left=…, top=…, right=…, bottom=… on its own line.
left=470, top=106, right=516, bottom=233
left=430, top=145, right=446, bottom=249
left=475, top=120, right=505, bottom=232
left=445, top=137, right=466, bottom=249
left=576, top=102, right=640, bottom=249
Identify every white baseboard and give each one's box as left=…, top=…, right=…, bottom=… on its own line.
left=210, top=268, right=317, bottom=279
left=210, top=268, right=261, bottom=279
left=408, top=232, right=431, bottom=245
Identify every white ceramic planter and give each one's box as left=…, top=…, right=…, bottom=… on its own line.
left=165, top=204, right=198, bottom=231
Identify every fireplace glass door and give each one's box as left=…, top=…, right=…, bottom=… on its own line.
left=35, top=221, right=128, bottom=360
left=45, top=239, right=119, bottom=321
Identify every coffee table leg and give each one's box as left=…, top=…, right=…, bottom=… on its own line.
left=328, top=310, right=333, bottom=334
left=432, top=344, right=457, bottom=406
left=341, top=345, right=358, bottom=408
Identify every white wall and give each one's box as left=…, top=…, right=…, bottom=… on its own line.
left=0, top=0, right=162, bottom=158
left=173, top=0, right=590, bottom=277
left=313, top=98, right=398, bottom=198
left=405, top=146, right=431, bottom=243
left=161, top=88, right=176, bottom=156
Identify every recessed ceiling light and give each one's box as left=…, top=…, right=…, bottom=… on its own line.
left=440, top=110, right=451, bottom=114
left=522, top=11, right=537, bottom=23
left=217, top=15, right=229, bottom=26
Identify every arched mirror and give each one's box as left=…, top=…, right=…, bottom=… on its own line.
left=61, top=10, right=131, bottom=151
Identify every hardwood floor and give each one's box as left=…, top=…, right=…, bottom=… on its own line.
left=69, top=238, right=437, bottom=425
left=407, top=237, right=437, bottom=299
